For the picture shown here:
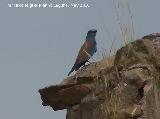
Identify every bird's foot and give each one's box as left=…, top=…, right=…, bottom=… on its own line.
left=82, top=63, right=90, bottom=68
left=87, top=61, right=92, bottom=64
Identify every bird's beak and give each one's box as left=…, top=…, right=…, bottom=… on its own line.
left=94, top=31, right=97, bottom=36
left=94, top=30, right=97, bottom=33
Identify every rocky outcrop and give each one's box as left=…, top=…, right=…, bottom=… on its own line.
left=39, top=33, right=160, bottom=119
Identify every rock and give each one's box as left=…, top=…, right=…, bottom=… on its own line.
left=38, top=33, right=160, bottom=119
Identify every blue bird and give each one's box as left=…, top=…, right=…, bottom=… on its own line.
left=68, top=29, right=97, bottom=76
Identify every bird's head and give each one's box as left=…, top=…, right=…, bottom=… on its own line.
left=86, top=29, right=97, bottom=40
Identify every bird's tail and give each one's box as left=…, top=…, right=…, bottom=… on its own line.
left=67, top=65, right=75, bottom=76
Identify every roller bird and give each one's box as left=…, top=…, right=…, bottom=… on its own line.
left=68, top=29, right=97, bottom=76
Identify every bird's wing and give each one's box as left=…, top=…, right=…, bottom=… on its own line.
left=74, top=40, right=93, bottom=65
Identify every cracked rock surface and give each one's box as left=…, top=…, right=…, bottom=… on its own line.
left=39, top=33, right=160, bottom=119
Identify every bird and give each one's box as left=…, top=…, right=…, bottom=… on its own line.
left=68, top=29, right=97, bottom=76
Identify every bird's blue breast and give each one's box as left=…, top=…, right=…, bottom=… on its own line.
left=89, top=40, right=97, bottom=56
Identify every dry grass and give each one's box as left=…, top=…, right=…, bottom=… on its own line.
left=101, top=56, right=115, bottom=68
left=113, top=0, right=135, bottom=45
left=99, top=0, right=136, bottom=68
left=94, top=0, right=136, bottom=119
